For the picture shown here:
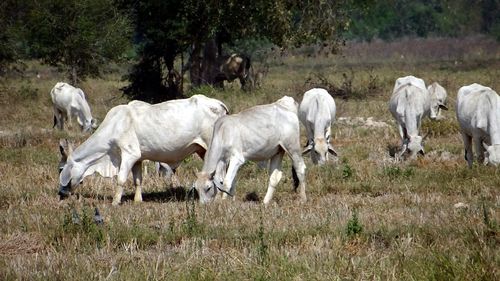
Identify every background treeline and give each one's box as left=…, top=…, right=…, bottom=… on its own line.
left=345, top=0, right=500, bottom=41
left=0, top=0, right=499, bottom=100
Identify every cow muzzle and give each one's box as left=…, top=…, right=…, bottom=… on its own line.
left=58, top=185, right=71, bottom=200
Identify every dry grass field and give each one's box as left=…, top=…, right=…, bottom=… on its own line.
left=1, top=37, right=499, bottom=280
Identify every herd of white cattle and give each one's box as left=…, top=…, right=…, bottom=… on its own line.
left=51, top=76, right=500, bottom=205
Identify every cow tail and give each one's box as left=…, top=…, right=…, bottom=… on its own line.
left=292, top=166, right=299, bottom=190
left=53, top=115, right=57, bottom=128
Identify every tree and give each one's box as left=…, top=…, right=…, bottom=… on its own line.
left=0, top=0, right=31, bottom=75
left=122, top=0, right=352, bottom=101
left=25, top=0, right=132, bottom=85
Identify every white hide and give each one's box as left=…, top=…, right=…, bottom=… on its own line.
left=427, top=82, right=448, bottom=119
left=58, top=95, right=228, bottom=205
left=194, top=96, right=307, bottom=205
left=456, top=83, right=500, bottom=167
left=51, top=82, right=96, bottom=132
left=389, top=75, right=447, bottom=159
left=299, top=88, right=338, bottom=165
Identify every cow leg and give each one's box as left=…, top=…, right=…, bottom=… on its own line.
left=263, top=152, right=284, bottom=205
left=289, top=151, right=307, bottom=203
left=113, top=156, right=139, bottom=206
left=222, top=156, right=244, bottom=199
left=55, top=109, right=65, bottom=130
left=396, top=124, right=408, bottom=161
left=132, top=161, right=143, bottom=202
left=462, top=133, right=473, bottom=168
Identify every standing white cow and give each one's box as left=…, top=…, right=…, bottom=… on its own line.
left=456, top=83, right=500, bottom=167
left=194, top=96, right=307, bottom=204
left=58, top=95, right=228, bottom=205
left=51, top=82, right=96, bottom=132
left=299, top=88, right=338, bottom=165
left=389, top=75, right=448, bottom=159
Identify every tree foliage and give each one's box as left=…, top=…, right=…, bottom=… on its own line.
left=0, top=0, right=31, bottom=75
left=25, top=0, right=132, bottom=84
left=122, top=0, right=352, bottom=101
left=344, top=0, right=500, bottom=41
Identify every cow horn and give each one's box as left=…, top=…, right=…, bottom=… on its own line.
left=302, top=140, right=313, bottom=155
left=482, top=142, right=489, bottom=151
left=398, top=145, right=407, bottom=159
left=214, top=180, right=233, bottom=197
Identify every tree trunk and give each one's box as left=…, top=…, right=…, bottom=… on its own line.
left=70, top=66, right=78, bottom=86
left=201, top=38, right=218, bottom=85
left=189, top=42, right=202, bottom=87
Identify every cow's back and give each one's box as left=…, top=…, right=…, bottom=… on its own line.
left=457, top=84, right=499, bottom=135
left=389, top=84, right=429, bottom=122
left=215, top=97, right=300, bottom=156
left=299, top=88, right=335, bottom=125
left=393, top=76, right=426, bottom=93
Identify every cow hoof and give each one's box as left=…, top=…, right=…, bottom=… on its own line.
left=111, top=200, right=121, bottom=206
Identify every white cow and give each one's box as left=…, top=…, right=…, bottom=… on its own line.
left=456, top=83, right=500, bottom=167
left=427, top=82, right=448, bottom=120
left=51, top=82, right=96, bottom=132
left=58, top=95, right=228, bottom=205
left=299, top=88, right=338, bottom=165
left=389, top=75, right=448, bottom=159
left=194, top=96, right=307, bottom=204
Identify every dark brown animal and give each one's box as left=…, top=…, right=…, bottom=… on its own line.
left=215, top=54, right=252, bottom=90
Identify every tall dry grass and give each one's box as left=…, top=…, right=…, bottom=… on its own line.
left=1, top=38, right=499, bottom=280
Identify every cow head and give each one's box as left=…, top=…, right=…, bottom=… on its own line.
left=302, top=137, right=338, bottom=165
left=82, top=118, right=97, bottom=133
left=194, top=171, right=218, bottom=204
left=400, top=135, right=425, bottom=159
left=484, top=144, right=500, bottom=166
left=430, top=99, right=448, bottom=120
left=57, top=139, right=83, bottom=199
left=428, top=83, right=448, bottom=120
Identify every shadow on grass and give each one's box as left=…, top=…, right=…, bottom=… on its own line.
left=122, top=186, right=199, bottom=203
left=387, top=143, right=400, bottom=158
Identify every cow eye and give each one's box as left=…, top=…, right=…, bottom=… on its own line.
left=205, top=186, right=212, bottom=193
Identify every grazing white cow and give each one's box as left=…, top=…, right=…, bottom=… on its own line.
left=299, top=88, right=338, bottom=165
left=58, top=95, right=228, bottom=205
left=456, top=83, right=500, bottom=167
left=389, top=75, right=448, bottom=159
left=50, top=82, right=96, bottom=132
left=427, top=82, right=448, bottom=119
left=194, top=96, right=307, bottom=205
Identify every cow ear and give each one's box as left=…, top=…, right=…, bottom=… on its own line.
left=439, top=103, right=448, bottom=111
left=59, top=139, right=71, bottom=158
left=328, top=144, right=338, bottom=157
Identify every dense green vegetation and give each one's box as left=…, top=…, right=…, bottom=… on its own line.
left=1, top=0, right=499, bottom=100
